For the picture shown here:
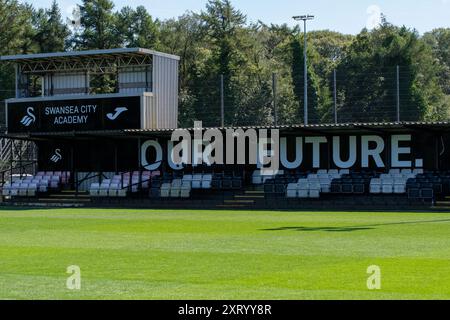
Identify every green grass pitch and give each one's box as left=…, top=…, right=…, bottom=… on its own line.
left=0, top=208, right=449, bottom=300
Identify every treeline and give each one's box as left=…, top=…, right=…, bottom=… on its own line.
left=0, top=0, right=449, bottom=126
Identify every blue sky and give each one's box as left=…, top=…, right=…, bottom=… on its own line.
left=26, top=0, right=450, bottom=34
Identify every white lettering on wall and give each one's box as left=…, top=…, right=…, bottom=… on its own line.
left=280, top=137, right=303, bottom=170
left=391, top=135, right=412, bottom=168
left=333, top=136, right=357, bottom=169
left=305, top=137, right=328, bottom=168
left=141, top=140, right=163, bottom=171
left=361, top=135, right=385, bottom=168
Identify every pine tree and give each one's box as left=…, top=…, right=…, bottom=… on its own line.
left=73, top=0, right=118, bottom=50
left=33, top=1, right=70, bottom=53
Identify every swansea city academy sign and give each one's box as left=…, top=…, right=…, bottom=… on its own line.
left=6, top=95, right=141, bottom=133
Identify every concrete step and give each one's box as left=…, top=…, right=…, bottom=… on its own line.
left=235, top=195, right=265, bottom=199
left=224, top=199, right=255, bottom=205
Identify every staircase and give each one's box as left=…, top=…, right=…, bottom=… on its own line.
left=216, top=186, right=266, bottom=209
left=434, top=196, right=450, bottom=210
left=2, top=190, right=92, bottom=208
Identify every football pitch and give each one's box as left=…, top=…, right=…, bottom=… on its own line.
left=0, top=208, right=449, bottom=300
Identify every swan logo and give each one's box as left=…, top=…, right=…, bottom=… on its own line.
left=107, top=107, right=128, bottom=121
left=20, top=107, right=36, bottom=127
left=50, top=149, right=62, bottom=163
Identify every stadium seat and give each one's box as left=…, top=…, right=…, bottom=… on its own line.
left=382, top=179, right=394, bottom=194
left=180, top=183, right=192, bottom=198
left=89, top=183, right=100, bottom=197
left=27, top=184, right=37, bottom=197
left=160, top=183, right=171, bottom=198
left=370, top=179, right=382, bottom=194
left=191, top=175, right=202, bottom=189
left=2, top=183, right=11, bottom=196
left=201, top=175, right=212, bottom=189
left=287, top=184, right=298, bottom=198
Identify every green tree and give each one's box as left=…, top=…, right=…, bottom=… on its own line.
left=116, top=6, right=159, bottom=49
left=337, top=20, right=447, bottom=122
left=197, top=0, right=248, bottom=126
left=73, top=0, right=118, bottom=49
left=33, top=1, right=70, bottom=53
left=423, top=28, right=450, bottom=95
left=0, top=0, right=36, bottom=102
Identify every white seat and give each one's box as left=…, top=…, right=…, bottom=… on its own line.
left=320, top=178, right=331, bottom=193
left=201, top=175, right=213, bottom=189
left=286, top=184, right=298, bottom=198
left=339, top=169, right=350, bottom=175
left=401, top=169, right=412, bottom=175
left=382, top=179, right=394, bottom=194
left=160, top=183, right=171, bottom=198
left=27, top=184, right=38, bottom=197
left=38, top=181, right=49, bottom=193
left=19, top=184, right=28, bottom=196
left=108, top=183, right=120, bottom=197
left=98, top=183, right=110, bottom=197
left=90, top=183, right=100, bottom=197
left=117, top=189, right=127, bottom=197
left=307, top=174, right=318, bottom=180
left=298, top=189, right=309, bottom=198
left=252, top=171, right=263, bottom=185
left=192, top=175, right=202, bottom=189
left=370, top=179, right=382, bottom=194
left=2, top=183, right=11, bottom=196
left=309, top=189, right=320, bottom=198
left=10, top=183, right=20, bottom=196
left=413, top=169, right=424, bottom=175
left=180, top=185, right=191, bottom=198
left=328, top=169, right=339, bottom=175
left=170, top=187, right=180, bottom=198
left=394, top=184, right=406, bottom=194
left=389, top=169, right=401, bottom=175
left=172, top=179, right=182, bottom=187
left=309, top=182, right=321, bottom=191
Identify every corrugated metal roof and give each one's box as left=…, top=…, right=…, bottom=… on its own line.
left=0, top=48, right=180, bottom=62
left=3, top=121, right=450, bottom=140
left=124, top=121, right=450, bottom=133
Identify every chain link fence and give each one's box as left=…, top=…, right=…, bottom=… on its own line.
left=180, top=66, right=435, bottom=128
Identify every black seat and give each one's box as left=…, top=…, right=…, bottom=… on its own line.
left=353, top=184, right=365, bottom=194
left=342, top=184, right=353, bottom=194
left=275, top=184, right=285, bottom=194
left=264, top=184, right=275, bottom=193
left=331, top=182, right=342, bottom=193
left=420, top=188, right=434, bottom=199
left=222, top=180, right=233, bottom=190
left=232, top=179, right=242, bottom=190
left=211, top=180, right=222, bottom=190
left=408, top=188, right=421, bottom=199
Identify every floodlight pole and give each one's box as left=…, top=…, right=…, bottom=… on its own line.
left=293, top=15, right=314, bottom=125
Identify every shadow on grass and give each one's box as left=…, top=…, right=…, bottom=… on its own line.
left=262, top=219, right=450, bottom=233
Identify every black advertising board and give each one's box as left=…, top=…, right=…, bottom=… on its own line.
left=6, top=95, right=141, bottom=133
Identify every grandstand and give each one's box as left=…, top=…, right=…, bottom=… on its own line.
left=1, top=48, right=450, bottom=210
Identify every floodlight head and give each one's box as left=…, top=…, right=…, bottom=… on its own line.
left=293, top=15, right=315, bottom=21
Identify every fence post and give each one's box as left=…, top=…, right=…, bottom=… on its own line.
left=220, top=75, right=224, bottom=127
left=396, top=65, right=400, bottom=122
left=272, top=73, right=278, bottom=126
left=333, top=69, right=337, bottom=124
